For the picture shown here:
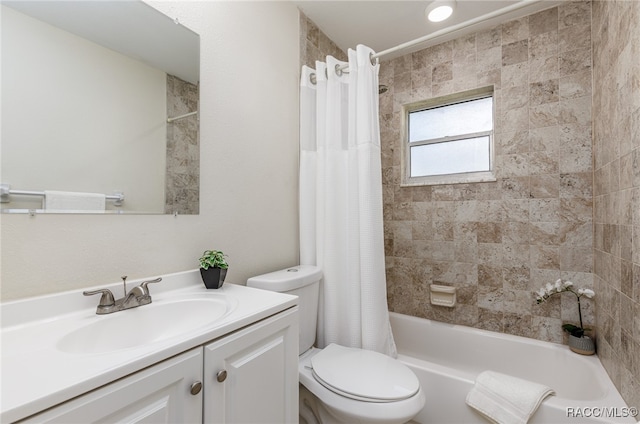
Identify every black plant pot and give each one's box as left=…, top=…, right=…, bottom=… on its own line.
left=200, top=267, right=227, bottom=289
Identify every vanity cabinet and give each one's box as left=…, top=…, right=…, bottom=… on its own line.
left=21, top=348, right=203, bottom=423
left=20, top=308, right=298, bottom=424
left=204, top=307, right=299, bottom=423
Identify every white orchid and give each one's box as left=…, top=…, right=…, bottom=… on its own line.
left=579, top=288, right=595, bottom=298
left=534, top=279, right=595, bottom=338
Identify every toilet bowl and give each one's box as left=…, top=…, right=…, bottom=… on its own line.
left=247, top=265, right=425, bottom=424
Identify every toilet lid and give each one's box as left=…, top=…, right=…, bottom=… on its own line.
left=310, top=343, right=420, bottom=402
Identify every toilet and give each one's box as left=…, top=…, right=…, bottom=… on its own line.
left=247, top=265, right=425, bottom=424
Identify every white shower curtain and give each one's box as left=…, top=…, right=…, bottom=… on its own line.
left=299, top=45, right=396, bottom=357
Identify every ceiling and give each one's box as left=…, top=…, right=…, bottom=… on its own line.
left=293, top=0, right=562, bottom=61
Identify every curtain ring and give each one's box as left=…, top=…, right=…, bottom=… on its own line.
left=369, top=52, right=378, bottom=66
left=335, top=64, right=343, bottom=77
left=309, top=73, right=317, bottom=85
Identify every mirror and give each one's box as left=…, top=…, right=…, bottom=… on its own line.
left=1, top=0, right=200, bottom=214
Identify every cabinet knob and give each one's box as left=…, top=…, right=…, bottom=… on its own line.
left=216, top=370, right=227, bottom=382
left=190, top=381, right=202, bottom=395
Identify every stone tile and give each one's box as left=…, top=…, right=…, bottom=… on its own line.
left=530, top=174, right=560, bottom=199
left=529, top=150, right=560, bottom=175
left=502, top=17, right=529, bottom=44
left=476, top=308, right=504, bottom=332
left=558, top=1, right=591, bottom=30
left=530, top=79, right=559, bottom=106
left=477, top=26, right=502, bottom=51
left=559, top=48, right=592, bottom=77
left=502, top=62, right=530, bottom=88
left=477, top=222, right=502, bottom=243
left=560, top=246, right=593, bottom=272
left=498, top=130, right=530, bottom=155
left=502, top=221, right=531, bottom=244
left=502, top=40, right=529, bottom=66
left=503, top=265, right=531, bottom=290
left=530, top=102, right=559, bottom=128
left=432, top=61, right=453, bottom=83
left=529, top=126, right=560, bottom=152
left=531, top=245, right=560, bottom=270
left=529, top=31, right=558, bottom=60
left=501, top=177, right=531, bottom=199
left=560, top=197, right=592, bottom=222
left=559, top=70, right=592, bottom=99
left=503, top=312, right=533, bottom=337
left=532, top=315, right=564, bottom=343
left=558, top=23, right=591, bottom=52
left=529, top=55, right=559, bottom=83
left=529, top=7, right=558, bottom=37
left=502, top=243, right=530, bottom=267
left=559, top=97, right=592, bottom=127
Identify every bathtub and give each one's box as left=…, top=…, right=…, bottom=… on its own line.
left=389, top=312, right=636, bottom=424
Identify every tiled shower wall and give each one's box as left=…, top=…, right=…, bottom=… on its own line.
left=300, top=12, right=346, bottom=69
left=592, top=0, right=640, bottom=409
left=381, top=2, right=594, bottom=345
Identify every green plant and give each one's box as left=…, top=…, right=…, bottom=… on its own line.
left=199, top=250, right=229, bottom=270
left=535, top=279, right=595, bottom=338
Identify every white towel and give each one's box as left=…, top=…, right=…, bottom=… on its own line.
left=44, top=190, right=106, bottom=211
left=466, top=371, right=555, bottom=424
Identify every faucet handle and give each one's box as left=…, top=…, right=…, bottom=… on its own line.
left=83, top=289, right=115, bottom=306
left=140, top=277, right=162, bottom=295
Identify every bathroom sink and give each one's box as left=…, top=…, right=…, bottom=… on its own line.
left=57, top=294, right=237, bottom=354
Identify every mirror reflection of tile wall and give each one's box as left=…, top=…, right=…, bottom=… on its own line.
left=165, top=75, right=199, bottom=215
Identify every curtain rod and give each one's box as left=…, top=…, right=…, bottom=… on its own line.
left=167, top=111, right=198, bottom=123
left=310, top=0, right=540, bottom=81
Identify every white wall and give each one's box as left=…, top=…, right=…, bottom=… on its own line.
left=0, top=1, right=301, bottom=300
left=1, top=5, right=167, bottom=212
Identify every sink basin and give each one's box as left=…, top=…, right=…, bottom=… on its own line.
left=57, top=294, right=237, bottom=354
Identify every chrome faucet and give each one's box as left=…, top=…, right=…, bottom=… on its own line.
left=83, top=276, right=162, bottom=315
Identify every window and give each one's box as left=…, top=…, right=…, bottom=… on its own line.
left=402, top=87, right=496, bottom=186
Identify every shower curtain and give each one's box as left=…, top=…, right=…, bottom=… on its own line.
left=299, top=44, right=396, bottom=357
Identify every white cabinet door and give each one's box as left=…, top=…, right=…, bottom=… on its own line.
left=22, top=348, right=203, bottom=424
left=203, top=307, right=299, bottom=424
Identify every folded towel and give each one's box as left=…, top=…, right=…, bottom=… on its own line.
left=44, top=190, right=106, bottom=211
left=466, top=371, right=555, bottom=424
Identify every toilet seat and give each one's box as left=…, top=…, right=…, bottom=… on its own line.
left=310, top=344, right=420, bottom=403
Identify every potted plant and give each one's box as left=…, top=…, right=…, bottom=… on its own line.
left=199, top=250, right=229, bottom=289
left=535, top=279, right=596, bottom=355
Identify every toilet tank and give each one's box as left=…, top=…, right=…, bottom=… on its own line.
left=247, top=265, right=322, bottom=354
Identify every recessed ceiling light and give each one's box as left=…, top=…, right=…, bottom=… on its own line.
left=425, top=0, right=456, bottom=23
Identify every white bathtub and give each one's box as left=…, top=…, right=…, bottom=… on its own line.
left=389, top=312, right=636, bottom=424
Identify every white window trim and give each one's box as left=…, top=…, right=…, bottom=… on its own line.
left=401, top=86, right=497, bottom=187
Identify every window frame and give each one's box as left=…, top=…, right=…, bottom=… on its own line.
left=401, top=86, right=497, bottom=187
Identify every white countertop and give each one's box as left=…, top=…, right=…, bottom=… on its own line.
left=0, top=270, right=297, bottom=423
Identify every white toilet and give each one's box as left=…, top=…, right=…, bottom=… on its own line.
left=247, top=265, right=425, bottom=424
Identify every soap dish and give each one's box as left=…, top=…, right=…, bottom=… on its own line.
left=430, top=284, right=456, bottom=307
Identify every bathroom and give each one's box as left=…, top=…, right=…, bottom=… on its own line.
left=1, top=0, right=638, bottom=421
